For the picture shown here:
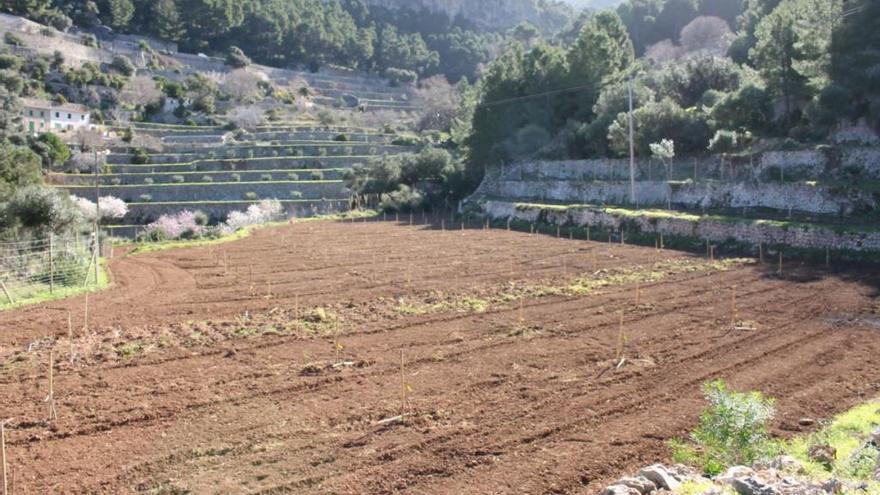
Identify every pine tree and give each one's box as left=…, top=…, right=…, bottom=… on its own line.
left=106, top=0, right=134, bottom=29
left=153, top=0, right=185, bottom=41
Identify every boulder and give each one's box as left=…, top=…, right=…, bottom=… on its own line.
left=719, top=466, right=756, bottom=480
left=341, top=94, right=360, bottom=108
left=602, top=484, right=641, bottom=495
left=769, top=455, right=804, bottom=474
left=638, top=464, right=680, bottom=491
left=721, top=476, right=781, bottom=495
left=808, top=444, right=837, bottom=466
left=822, top=478, right=843, bottom=494
left=870, top=427, right=880, bottom=447
left=617, top=476, right=657, bottom=494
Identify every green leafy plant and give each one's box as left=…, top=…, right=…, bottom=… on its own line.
left=671, top=380, right=777, bottom=476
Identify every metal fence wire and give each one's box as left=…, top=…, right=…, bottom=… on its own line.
left=0, top=234, right=101, bottom=306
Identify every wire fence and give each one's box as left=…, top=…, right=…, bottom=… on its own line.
left=0, top=233, right=103, bottom=306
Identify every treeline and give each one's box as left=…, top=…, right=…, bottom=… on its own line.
left=1, top=0, right=578, bottom=83
left=460, top=0, right=879, bottom=181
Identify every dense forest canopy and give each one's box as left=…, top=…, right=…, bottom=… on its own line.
left=457, top=0, right=878, bottom=182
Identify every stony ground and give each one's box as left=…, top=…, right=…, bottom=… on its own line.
left=1, top=218, right=879, bottom=494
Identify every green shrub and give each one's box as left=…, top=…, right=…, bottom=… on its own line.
left=132, top=148, right=150, bottom=165
left=201, top=175, right=213, bottom=183
left=143, top=177, right=154, bottom=185
left=172, top=175, right=185, bottom=183
left=391, top=135, right=421, bottom=146
left=290, top=191, right=303, bottom=199
left=0, top=54, right=23, bottom=71
left=4, top=32, right=24, bottom=47
left=385, top=68, right=417, bottom=86
left=226, top=46, right=251, bottom=68
left=288, top=172, right=299, bottom=180
left=244, top=192, right=258, bottom=200
left=231, top=173, right=241, bottom=182
left=261, top=173, right=273, bottom=181
left=139, top=194, right=152, bottom=202
left=110, top=55, right=135, bottom=76
left=334, top=134, right=349, bottom=142
left=310, top=171, right=324, bottom=181
left=671, top=380, right=777, bottom=476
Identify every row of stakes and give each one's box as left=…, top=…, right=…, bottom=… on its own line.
left=0, top=213, right=815, bottom=493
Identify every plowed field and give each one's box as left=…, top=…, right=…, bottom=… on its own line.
left=2, top=219, right=879, bottom=494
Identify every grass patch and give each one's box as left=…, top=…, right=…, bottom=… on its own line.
left=784, top=401, right=880, bottom=485
left=116, top=341, right=145, bottom=359
left=0, top=257, right=111, bottom=311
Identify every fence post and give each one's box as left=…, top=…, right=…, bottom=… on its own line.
left=49, top=234, right=55, bottom=294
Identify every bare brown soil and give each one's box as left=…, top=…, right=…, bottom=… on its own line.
left=1, top=219, right=879, bottom=494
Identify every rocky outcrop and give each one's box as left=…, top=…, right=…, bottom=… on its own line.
left=602, top=459, right=844, bottom=495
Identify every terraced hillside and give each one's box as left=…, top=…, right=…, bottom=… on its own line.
left=467, top=146, right=880, bottom=255
left=50, top=123, right=416, bottom=235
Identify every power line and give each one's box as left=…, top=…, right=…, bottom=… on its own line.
left=480, top=80, right=610, bottom=108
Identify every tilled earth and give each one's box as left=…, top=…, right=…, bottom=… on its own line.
left=1, top=219, right=879, bottom=494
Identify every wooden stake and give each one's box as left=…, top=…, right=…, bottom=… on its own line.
left=635, top=283, right=641, bottom=305
left=616, top=311, right=625, bottom=361
left=1, top=421, right=6, bottom=495
left=556, top=225, right=560, bottom=238
left=400, top=350, right=407, bottom=418
left=659, top=233, right=664, bottom=250
left=0, top=280, right=13, bottom=306
left=68, top=311, right=74, bottom=363
left=731, top=286, right=738, bottom=327
left=825, top=247, right=830, bottom=269
left=587, top=226, right=591, bottom=241
left=758, top=243, right=764, bottom=263
left=518, top=299, right=525, bottom=325
left=778, top=252, right=783, bottom=278
left=48, top=352, right=58, bottom=421
left=334, top=319, right=341, bottom=364
left=83, top=293, right=89, bottom=333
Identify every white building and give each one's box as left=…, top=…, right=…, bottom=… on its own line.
left=20, top=98, right=95, bottom=135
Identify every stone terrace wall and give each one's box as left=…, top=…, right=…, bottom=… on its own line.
left=479, top=200, right=880, bottom=252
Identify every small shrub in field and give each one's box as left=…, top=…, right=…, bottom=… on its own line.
left=244, top=191, right=258, bottom=200
left=261, top=173, right=273, bottom=181
left=310, top=170, right=324, bottom=181
left=290, top=191, right=303, bottom=199
left=172, top=175, right=185, bottom=183
left=143, top=177, right=154, bottom=185
left=671, top=380, right=776, bottom=476
left=201, top=175, right=213, bottom=183
left=139, top=194, right=152, bottom=202
left=231, top=173, right=241, bottom=182
left=288, top=172, right=299, bottom=180
left=334, top=134, right=348, bottom=142
left=110, top=177, right=122, bottom=185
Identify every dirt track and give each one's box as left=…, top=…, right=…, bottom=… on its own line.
left=1, top=219, right=879, bottom=494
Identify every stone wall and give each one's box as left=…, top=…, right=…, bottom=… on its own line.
left=108, top=156, right=369, bottom=174
left=62, top=181, right=347, bottom=203
left=488, top=180, right=876, bottom=216
left=477, top=200, right=880, bottom=252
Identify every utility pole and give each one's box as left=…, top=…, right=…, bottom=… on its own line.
left=627, top=77, right=636, bottom=206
